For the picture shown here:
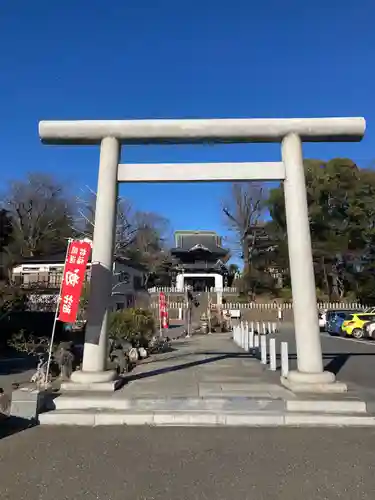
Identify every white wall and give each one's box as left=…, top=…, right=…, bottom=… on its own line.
left=110, top=261, right=145, bottom=310
left=176, top=272, right=223, bottom=291
left=12, top=260, right=147, bottom=312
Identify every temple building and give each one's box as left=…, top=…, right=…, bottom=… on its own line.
left=170, top=230, right=230, bottom=291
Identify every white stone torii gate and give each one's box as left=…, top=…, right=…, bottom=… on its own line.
left=39, top=117, right=365, bottom=393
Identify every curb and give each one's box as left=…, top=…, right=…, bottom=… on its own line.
left=38, top=410, right=375, bottom=427
left=286, top=399, right=367, bottom=414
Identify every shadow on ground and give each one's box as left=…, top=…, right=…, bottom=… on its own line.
left=0, top=356, right=37, bottom=376
left=0, top=416, right=36, bottom=440
left=280, top=352, right=375, bottom=376
left=125, top=353, right=245, bottom=382
left=130, top=349, right=373, bottom=382
left=323, top=352, right=375, bottom=376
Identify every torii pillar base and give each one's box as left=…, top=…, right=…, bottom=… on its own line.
left=61, top=370, right=122, bottom=392
left=281, top=370, right=347, bottom=394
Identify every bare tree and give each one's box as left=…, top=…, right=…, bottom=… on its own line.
left=72, top=188, right=172, bottom=285
left=127, top=211, right=172, bottom=286
left=222, top=183, right=267, bottom=278
left=2, top=173, right=74, bottom=262
left=72, top=187, right=138, bottom=257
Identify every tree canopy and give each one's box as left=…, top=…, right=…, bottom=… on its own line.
left=228, top=158, right=375, bottom=303
left=1, top=173, right=172, bottom=285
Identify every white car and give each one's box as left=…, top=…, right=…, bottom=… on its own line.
left=318, top=310, right=327, bottom=330
left=363, top=321, right=375, bottom=338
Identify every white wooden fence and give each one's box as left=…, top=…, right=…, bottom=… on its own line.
left=148, top=286, right=238, bottom=293
left=151, top=301, right=365, bottom=310
left=151, top=302, right=188, bottom=309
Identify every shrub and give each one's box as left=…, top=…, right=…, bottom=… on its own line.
left=109, top=308, right=155, bottom=347
left=0, top=283, right=28, bottom=319
left=278, top=287, right=293, bottom=301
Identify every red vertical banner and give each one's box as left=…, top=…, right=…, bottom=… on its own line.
left=58, top=240, right=92, bottom=323
left=159, top=292, right=169, bottom=329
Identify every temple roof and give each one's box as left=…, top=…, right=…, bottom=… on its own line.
left=172, top=230, right=229, bottom=256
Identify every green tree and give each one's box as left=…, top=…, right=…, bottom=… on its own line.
left=267, top=158, right=375, bottom=300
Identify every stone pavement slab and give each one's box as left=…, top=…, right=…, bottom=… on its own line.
left=120, top=332, right=287, bottom=399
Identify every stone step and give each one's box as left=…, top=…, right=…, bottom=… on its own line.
left=47, top=395, right=369, bottom=414
left=38, top=409, right=375, bottom=427
left=286, top=399, right=367, bottom=414
left=47, top=396, right=285, bottom=413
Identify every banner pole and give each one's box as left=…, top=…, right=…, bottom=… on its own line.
left=159, top=292, right=162, bottom=338
left=208, top=290, right=212, bottom=334
left=44, top=239, right=72, bottom=387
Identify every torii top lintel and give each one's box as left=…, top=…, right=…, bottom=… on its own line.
left=38, top=117, right=366, bottom=145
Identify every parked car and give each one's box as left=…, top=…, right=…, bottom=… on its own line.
left=325, top=310, right=358, bottom=335
left=362, top=320, right=375, bottom=339
left=318, top=310, right=327, bottom=330
left=341, top=313, right=375, bottom=339
left=326, top=311, right=351, bottom=336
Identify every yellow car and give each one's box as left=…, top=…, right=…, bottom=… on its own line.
left=341, top=313, right=375, bottom=339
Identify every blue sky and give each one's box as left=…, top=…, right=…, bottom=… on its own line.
left=1, top=0, right=374, bottom=242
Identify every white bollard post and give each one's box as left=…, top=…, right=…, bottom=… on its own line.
left=249, top=325, right=254, bottom=349
left=260, top=335, right=267, bottom=364
left=250, top=321, right=254, bottom=333
left=267, top=321, right=272, bottom=335
left=254, top=333, right=259, bottom=349
left=240, top=322, right=245, bottom=349
left=278, top=306, right=283, bottom=321
left=256, top=321, right=260, bottom=334
left=269, top=338, right=276, bottom=371
left=281, top=341, right=289, bottom=378
left=262, top=322, right=267, bottom=335
left=272, top=322, right=277, bottom=334
left=245, top=321, right=249, bottom=351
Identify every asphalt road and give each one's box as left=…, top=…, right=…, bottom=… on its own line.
left=0, top=426, right=374, bottom=499
left=279, top=325, right=375, bottom=389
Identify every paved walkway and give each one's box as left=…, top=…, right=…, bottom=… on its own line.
left=36, top=332, right=375, bottom=426
left=121, top=332, right=291, bottom=399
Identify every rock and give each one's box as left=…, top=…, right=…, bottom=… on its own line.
left=138, top=347, right=148, bottom=359
left=0, top=391, right=11, bottom=417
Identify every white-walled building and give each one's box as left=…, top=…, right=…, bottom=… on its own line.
left=171, top=230, right=229, bottom=292
left=11, top=253, right=147, bottom=312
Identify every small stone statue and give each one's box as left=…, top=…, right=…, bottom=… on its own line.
left=109, top=339, right=133, bottom=374
left=54, top=342, right=75, bottom=380
left=30, top=354, right=50, bottom=386
left=138, top=347, right=148, bottom=359
left=110, top=348, right=129, bottom=374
